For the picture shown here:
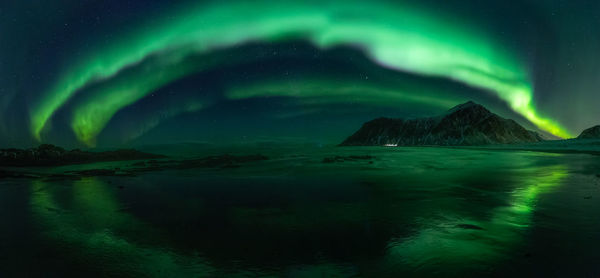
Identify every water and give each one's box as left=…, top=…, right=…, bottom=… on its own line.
left=1, top=146, right=600, bottom=277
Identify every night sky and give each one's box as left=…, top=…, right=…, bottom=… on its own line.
left=1, top=0, right=599, bottom=148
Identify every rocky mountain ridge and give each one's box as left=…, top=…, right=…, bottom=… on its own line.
left=341, top=101, right=544, bottom=146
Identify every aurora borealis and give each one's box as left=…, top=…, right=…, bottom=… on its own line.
left=2, top=0, right=599, bottom=147
left=4, top=2, right=600, bottom=276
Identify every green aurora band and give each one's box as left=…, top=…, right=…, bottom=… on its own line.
left=227, top=78, right=463, bottom=110
left=29, top=0, right=572, bottom=145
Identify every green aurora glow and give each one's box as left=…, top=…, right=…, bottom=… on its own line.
left=29, top=0, right=573, bottom=145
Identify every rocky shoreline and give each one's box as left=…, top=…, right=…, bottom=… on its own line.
left=0, top=153, right=269, bottom=180
left=0, top=144, right=165, bottom=167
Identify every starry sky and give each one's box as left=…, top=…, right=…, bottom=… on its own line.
left=1, top=0, right=599, bottom=148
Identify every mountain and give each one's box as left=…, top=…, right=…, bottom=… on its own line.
left=577, top=125, right=600, bottom=139
left=0, top=144, right=165, bottom=167
left=340, top=101, right=544, bottom=146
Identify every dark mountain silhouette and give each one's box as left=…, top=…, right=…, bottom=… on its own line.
left=341, top=101, right=544, bottom=146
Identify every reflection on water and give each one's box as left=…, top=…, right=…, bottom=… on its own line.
left=4, top=147, right=600, bottom=276
left=385, top=165, right=568, bottom=276
left=30, top=178, right=215, bottom=277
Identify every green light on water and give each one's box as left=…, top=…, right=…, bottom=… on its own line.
left=29, top=178, right=215, bottom=276
left=386, top=164, right=568, bottom=271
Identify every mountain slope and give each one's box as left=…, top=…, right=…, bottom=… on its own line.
left=341, top=101, right=544, bottom=146
left=577, top=125, right=600, bottom=139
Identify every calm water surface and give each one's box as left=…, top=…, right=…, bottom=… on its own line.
left=1, top=147, right=600, bottom=277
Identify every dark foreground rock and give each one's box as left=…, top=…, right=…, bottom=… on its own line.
left=0, top=169, right=40, bottom=179
left=341, top=101, right=544, bottom=146
left=179, top=154, right=269, bottom=169
left=0, top=154, right=269, bottom=180
left=322, top=155, right=375, bottom=163
left=456, top=224, right=484, bottom=230
left=0, top=144, right=165, bottom=167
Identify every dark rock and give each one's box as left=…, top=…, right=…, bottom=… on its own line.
left=72, top=169, right=116, bottom=176
left=348, top=155, right=375, bottom=160
left=340, top=101, right=544, bottom=146
left=323, top=156, right=345, bottom=163
left=220, top=164, right=241, bottom=169
left=0, top=169, right=40, bottom=179
left=456, top=223, right=484, bottom=230
left=0, top=144, right=165, bottom=167
left=577, top=125, right=600, bottom=139
left=177, top=154, right=268, bottom=169
left=360, top=181, right=377, bottom=186
left=42, top=174, right=81, bottom=182
left=322, top=157, right=337, bottom=163
left=323, top=155, right=375, bottom=163
left=1, top=154, right=268, bottom=179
